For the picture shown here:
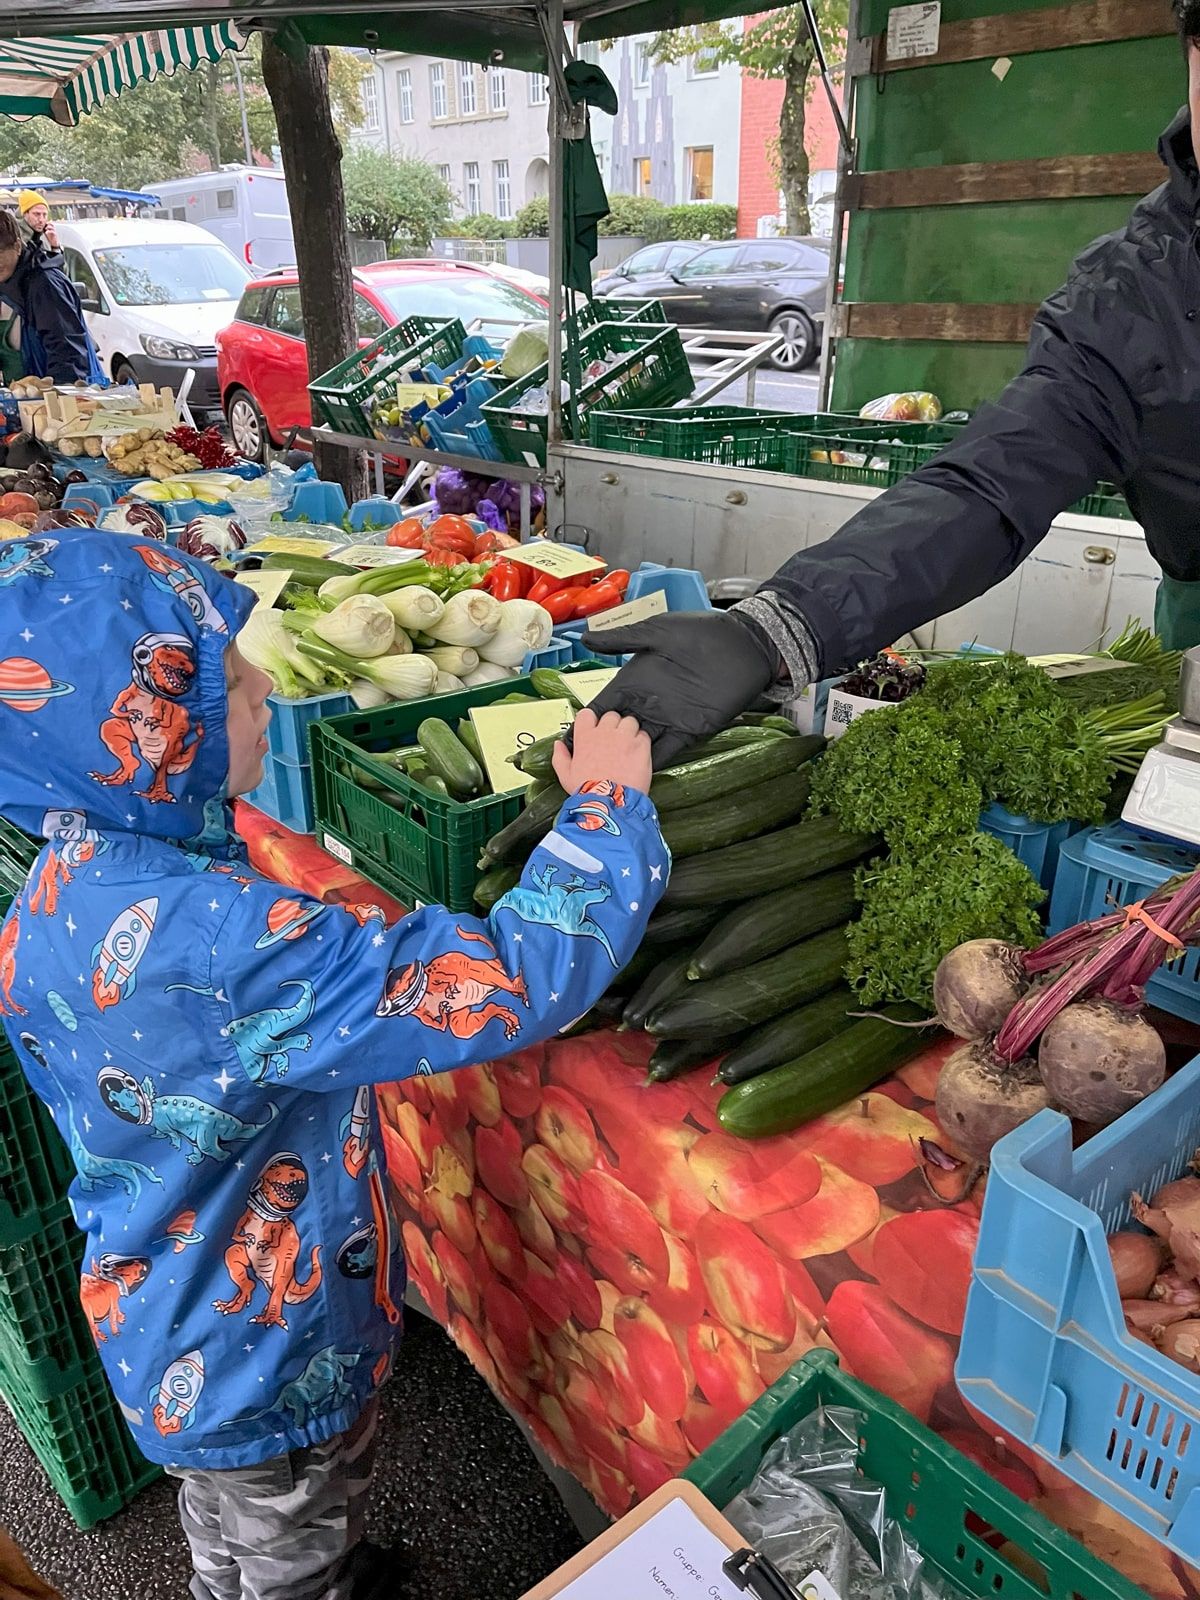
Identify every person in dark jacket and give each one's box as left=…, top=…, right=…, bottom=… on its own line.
left=0, top=208, right=95, bottom=386
left=584, top=0, right=1200, bottom=765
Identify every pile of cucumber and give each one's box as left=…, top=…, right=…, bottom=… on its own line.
left=475, top=715, right=936, bottom=1137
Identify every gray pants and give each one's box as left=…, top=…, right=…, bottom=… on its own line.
left=166, top=1400, right=379, bottom=1600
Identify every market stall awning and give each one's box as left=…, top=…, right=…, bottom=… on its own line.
left=0, top=24, right=245, bottom=125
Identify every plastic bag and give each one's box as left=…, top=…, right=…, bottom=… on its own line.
left=725, top=1404, right=968, bottom=1600
left=858, top=392, right=942, bottom=423
left=502, top=323, right=551, bottom=380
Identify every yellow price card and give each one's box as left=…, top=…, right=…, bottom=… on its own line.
left=470, top=698, right=574, bottom=794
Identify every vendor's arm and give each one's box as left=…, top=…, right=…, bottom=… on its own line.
left=584, top=255, right=1148, bottom=762
left=25, top=266, right=91, bottom=382
left=206, top=713, right=666, bottom=1088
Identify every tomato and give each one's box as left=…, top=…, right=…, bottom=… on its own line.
left=422, top=523, right=476, bottom=558
left=573, top=579, right=626, bottom=617
left=387, top=517, right=427, bottom=548
left=424, top=546, right=468, bottom=567
left=474, top=530, right=520, bottom=558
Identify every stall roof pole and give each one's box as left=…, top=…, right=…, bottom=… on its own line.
left=818, top=0, right=857, bottom=409
left=544, top=0, right=566, bottom=454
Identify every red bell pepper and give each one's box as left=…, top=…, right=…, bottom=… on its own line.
left=573, top=578, right=627, bottom=618
left=542, top=587, right=590, bottom=624
left=604, top=568, right=631, bottom=596
left=487, top=560, right=527, bottom=602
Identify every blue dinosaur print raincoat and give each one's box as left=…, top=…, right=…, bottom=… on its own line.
left=0, top=529, right=668, bottom=1469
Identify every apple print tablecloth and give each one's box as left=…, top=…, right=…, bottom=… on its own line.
left=238, top=804, right=1196, bottom=1600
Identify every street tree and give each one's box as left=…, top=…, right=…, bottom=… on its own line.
left=647, top=5, right=847, bottom=234
left=342, top=147, right=454, bottom=253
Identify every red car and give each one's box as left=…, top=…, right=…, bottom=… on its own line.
left=216, top=260, right=548, bottom=461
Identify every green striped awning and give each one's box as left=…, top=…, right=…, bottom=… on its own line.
left=0, top=24, right=245, bottom=125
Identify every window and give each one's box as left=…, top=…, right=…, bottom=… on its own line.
left=635, top=44, right=652, bottom=86
left=354, top=293, right=386, bottom=342
left=738, top=242, right=800, bottom=273
left=488, top=68, right=507, bottom=112
left=634, top=157, right=652, bottom=197
left=665, top=243, right=700, bottom=272
left=92, top=244, right=247, bottom=306
left=216, top=188, right=236, bottom=213
left=235, top=285, right=271, bottom=325
left=436, top=164, right=452, bottom=189
left=621, top=246, right=666, bottom=278
left=64, top=249, right=102, bottom=308
left=689, top=46, right=720, bottom=77
left=267, top=286, right=305, bottom=338
left=361, top=74, right=380, bottom=131
left=397, top=68, right=414, bottom=124
left=686, top=146, right=714, bottom=202
left=464, top=161, right=482, bottom=215
left=375, top=275, right=545, bottom=326
left=678, top=244, right=742, bottom=279
left=458, top=62, right=478, bottom=116
left=430, top=62, right=448, bottom=120
left=170, top=206, right=187, bottom=221
left=528, top=74, right=548, bottom=106
left=494, top=160, right=512, bottom=221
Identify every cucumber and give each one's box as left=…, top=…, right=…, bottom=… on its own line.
left=650, top=734, right=821, bottom=813
left=456, top=718, right=485, bottom=766
left=642, top=905, right=723, bottom=946
left=512, top=735, right=560, bottom=781
left=646, top=1037, right=731, bottom=1085
left=716, top=1007, right=931, bottom=1138
left=737, top=712, right=802, bottom=735
left=646, top=927, right=848, bottom=1039
left=689, top=868, right=859, bottom=980
left=661, top=768, right=813, bottom=859
left=473, top=863, right=521, bottom=911
left=622, top=951, right=695, bottom=1032
left=715, top=986, right=859, bottom=1085
left=405, top=759, right=450, bottom=799
left=478, top=783, right=566, bottom=867
left=262, top=552, right=356, bottom=584
left=530, top=668, right=583, bottom=709
left=610, top=942, right=677, bottom=997
left=418, top=717, right=485, bottom=799
left=661, top=817, right=880, bottom=908
left=662, top=727, right=787, bottom=766
left=561, top=992, right=629, bottom=1036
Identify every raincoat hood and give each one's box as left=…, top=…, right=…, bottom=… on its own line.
left=1160, top=108, right=1199, bottom=215
left=0, top=529, right=253, bottom=846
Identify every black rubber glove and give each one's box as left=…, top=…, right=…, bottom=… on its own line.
left=579, top=611, right=779, bottom=768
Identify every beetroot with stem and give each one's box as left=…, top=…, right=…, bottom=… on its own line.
left=1038, top=1000, right=1165, bottom=1123
left=933, top=939, right=1027, bottom=1041
left=934, top=1043, right=1052, bottom=1164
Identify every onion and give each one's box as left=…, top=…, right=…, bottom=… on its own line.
left=933, top=939, right=1027, bottom=1041
left=1152, top=1270, right=1200, bottom=1308
left=1107, top=1232, right=1164, bottom=1299
left=1038, top=1000, right=1165, bottom=1125
left=1159, top=1318, right=1200, bottom=1370
left=1121, top=1298, right=1195, bottom=1335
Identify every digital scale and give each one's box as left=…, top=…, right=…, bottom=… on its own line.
left=1122, top=647, right=1200, bottom=849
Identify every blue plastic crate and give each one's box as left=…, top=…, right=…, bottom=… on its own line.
left=980, top=804, right=1078, bottom=894
left=266, top=690, right=353, bottom=766
left=625, top=562, right=711, bottom=612
left=346, top=497, right=401, bottom=533
left=521, top=637, right=573, bottom=673
left=245, top=754, right=314, bottom=834
left=958, top=1053, right=1200, bottom=1563
left=554, top=621, right=632, bottom=668
left=1048, top=822, right=1200, bottom=1022
left=284, top=481, right=348, bottom=525
left=158, top=498, right=235, bottom=528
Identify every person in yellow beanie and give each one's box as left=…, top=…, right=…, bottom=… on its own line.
left=17, top=190, right=56, bottom=252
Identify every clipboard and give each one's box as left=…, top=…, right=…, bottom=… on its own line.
left=521, top=1478, right=752, bottom=1600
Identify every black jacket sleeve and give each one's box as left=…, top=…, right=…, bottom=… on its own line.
left=754, top=249, right=1150, bottom=676
left=24, top=265, right=91, bottom=384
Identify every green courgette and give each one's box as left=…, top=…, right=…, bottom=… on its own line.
left=456, top=718, right=485, bottom=766
left=646, top=926, right=849, bottom=1039
left=716, top=1007, right=931, bottom=1138
left=715, top=986, right=859, bottom=1085
left=661, top=817, right=880, bottom=908
left=689, top=868, right=859, bottom=980
left=641, top=905, right=723, bottom=946
left=479, top=783, right=566, bottom=867
left=262, top=552, right=356, bottom=584
left=661, top=768, right=813, bottom=859
left=649, top=734, right=822, bottom=813
left=418, top=717, right=484, bottom=800
left=622, top=950, right=695, bottom=1032
left=473, top=863, right=521, bottom=911
left=530, top=668, right=584, bottom=709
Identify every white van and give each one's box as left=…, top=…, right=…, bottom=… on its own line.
left=54, top=218, right=248, bottom=421
left=151, top=169, right=295, bottom=274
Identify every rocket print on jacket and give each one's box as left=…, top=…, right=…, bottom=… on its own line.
left=135, top=546, right=229, bottom=635
left=214, top=1154, right=324, bottom=1331
left=152, top=1350, right=205, bottom=1436
left=91, top=898, right=157, bottom=1011
left=89, top=631, right=203, bottom=805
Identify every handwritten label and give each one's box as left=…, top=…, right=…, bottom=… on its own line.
left=586, top=589, right=667, bottom=633
left=553, top=1495, right=742, bottom=1600
left=471, top=698, right=573, bottom=795
left=886, top=1, right=941, bottom=60
left=557, top=668, right=619, bottom=705
left=336, top=544, right=422, bottom=569
left=248, top=534, right=344, bottom=559
left=236, top=569, right=291, bottom=608
left=503, top=541, right=606, bottom=580
left=1029, top=653, right=1132, bottom=680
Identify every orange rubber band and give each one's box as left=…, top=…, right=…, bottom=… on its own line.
left=1121, top=899, right=1185, bottom=950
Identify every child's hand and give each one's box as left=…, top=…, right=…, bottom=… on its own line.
left=553, top=708, right=652, bottom=796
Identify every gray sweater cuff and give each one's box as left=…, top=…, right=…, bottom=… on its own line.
left=733, top=592, right=821, bottom=698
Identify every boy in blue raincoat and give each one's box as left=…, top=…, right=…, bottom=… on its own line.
left=0, top=529, right=667, bottom=1600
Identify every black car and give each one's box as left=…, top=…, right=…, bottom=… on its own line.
left=595, top=237, right=831, bottom=371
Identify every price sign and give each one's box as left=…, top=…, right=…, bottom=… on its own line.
left=586, top=589, right=666, bottom=633
left=470, top=698, right=574, bottom=794
left=503, top=541, right=606, bottom=580
left=249, top=534, right=345, bottom=559
left=236, top=569, right=292, bottom=607
left=886, top=1, right=941, bottom=60
left=1029, top=653, right=1131, bottom=681
left=558, top=668, right=619, bottom=705
left=337, top=544, right=422, bottom=569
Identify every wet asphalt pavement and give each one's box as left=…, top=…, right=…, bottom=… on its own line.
left=0, top=1311, right=583, bottom=1600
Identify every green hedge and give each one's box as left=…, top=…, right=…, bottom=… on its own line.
left=514, top=194, right=737, bottom=243
left=666, top=202, right=738, bottom=240
left=450, top=213, right=514, bottom=239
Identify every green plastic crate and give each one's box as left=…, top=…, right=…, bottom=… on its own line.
left=576, top=297, right=669, bottom=327
left=0, top=1038, right=74, bottom=1246
left=1070, top=485, right=1134, bottom=521
left=0, top=816, right=36, bottom=875
left=484, top=320, right=693, bottom=466
left=684, top=1351, right=1140, bottom=1600
left=587, top=407, right=860, bottom=469
left=0, top=1194, right=98, bottom=1400
left=0, top=1339, right=158, bottom=1528
left=309, top=317, right=466, bottom=438
left=783, top=420, right=966, bottom=488
left=310, top=665, right=595, bottom=913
